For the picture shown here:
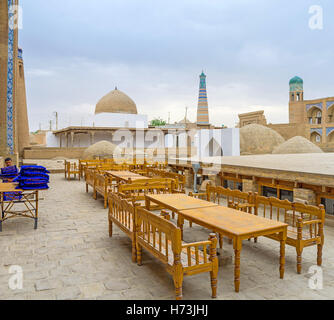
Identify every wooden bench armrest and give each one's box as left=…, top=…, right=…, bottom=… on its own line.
left=302, top=219, right=323, bottom=226
left=189, top=192, right=207, bottom=198
left=172, top=190, right=185, bottom=194
left=118, top=192, right=131, bottom=199
left=181, top=234, right=218, bottom=266
left=181, top=241, right=212, bottom=249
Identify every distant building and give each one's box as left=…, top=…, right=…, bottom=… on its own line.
left=238, top=110, right=267, bottom=127
left=239, top=76, right=334, bottom=152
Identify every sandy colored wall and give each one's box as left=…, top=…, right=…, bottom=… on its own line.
left=23, top=147, right=86, bottom=159
left=267, top=123, right=308, bottom=141
left=16, top=58, right=30, bottom=155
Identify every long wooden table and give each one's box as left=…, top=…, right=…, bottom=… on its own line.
left=145, top=193, right=219, bottom=212
left=0, top=183, right=39, bottom=231
left=145, top=193, right=288, bottom=293
left=106, top=171, right=151, bottom=183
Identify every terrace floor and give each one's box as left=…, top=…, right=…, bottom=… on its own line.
left=0, top=173, right=334, bottom=300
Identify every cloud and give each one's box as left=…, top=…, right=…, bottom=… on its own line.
left=20, top=0, right=334, bottom=131
left=26, top=68, right=55, bottom=77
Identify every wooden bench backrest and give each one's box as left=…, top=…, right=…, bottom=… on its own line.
left=136, top=206, right=181, bottom=264
left=207, top=185, right=252, bottom=206
left=255, top=195, right=325, bottom=227
left=97, top=164, right=129, bottom=172
left=85, top=168, right=96, bottom=184
left=118, top=179, right=174, bottom=196
left=109, top=193, right=135, bottom=232
left=146, top=168, right=182, bottom=190
left=95, top=172, right=109, bottom=187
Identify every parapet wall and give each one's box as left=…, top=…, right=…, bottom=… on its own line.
left=267, top=123, right=308, bottom=141
left=23, top=147, right=86, bottom=159
left=23, top=147, right=197, bottom=160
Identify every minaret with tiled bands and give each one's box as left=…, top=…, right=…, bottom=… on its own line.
left=196, top=71, right=210, bottom=125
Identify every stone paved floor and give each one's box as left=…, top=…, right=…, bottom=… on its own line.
left=0, top=173, right=334, bottom=300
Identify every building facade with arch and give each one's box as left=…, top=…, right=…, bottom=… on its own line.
left=238, top=76, right=334, bottom=152
left=288, top=76, right=334, bottom=151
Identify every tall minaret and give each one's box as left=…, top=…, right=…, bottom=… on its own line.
left=0, top=0, right=11, bottom=157
left=0, top=0, right=29, bottom=159
left=196, top=71, right=210, bottom=126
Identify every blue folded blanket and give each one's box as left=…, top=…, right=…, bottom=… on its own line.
left=13, top=177, right=49, bottom=183
left=0, top=166, right=19, bottom=180
left=20, top=165, right=50, bottom=174
left=18, top=185, right=49, bottom=190
left=1, top=165, right=18, bottom=175
left=17, top=171, right=50, bottom=178
left=4, top=192, right=23, bottom=201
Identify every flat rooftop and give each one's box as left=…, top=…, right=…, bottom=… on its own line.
left=173, top=153, right=334, bottom=187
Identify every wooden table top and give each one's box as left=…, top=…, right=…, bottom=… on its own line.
left=106, top=171, right=151, bottom=181
left=145, top=193, right=219, bottom=211
left=179, top=206, right=288, bottom=237
left=0, top=183, right=23, bottom=192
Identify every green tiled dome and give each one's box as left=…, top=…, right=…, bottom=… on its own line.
left=289, top=76, right=303, bottom=85
left=289, top=76, right=303, bottom=92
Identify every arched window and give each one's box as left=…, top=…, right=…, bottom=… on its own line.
left=328, top=105, right=334, bottom=123
left=307, top=106, right=322, bottom=124
left=205, top=138, right=223, bottom=157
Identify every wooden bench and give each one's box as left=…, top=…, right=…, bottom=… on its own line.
left=145, top=168, right=186, bottom=192
left=64, top=161, right=80, bottom=180
left=80, top=159, right=105, bottom=179
left=192, top=184, right=255, bottom=212
left=108, top=193, right=137, bottom=262
left=135, top=206, right=219, bottom=300
left=254, top=195, right=325, bottom=274
left=94, top=173, right=113, bottom=208
left=118, top=179, right=176, bottom=207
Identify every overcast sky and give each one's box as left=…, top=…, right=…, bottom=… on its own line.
left=19, top=0, right=333, bottom=131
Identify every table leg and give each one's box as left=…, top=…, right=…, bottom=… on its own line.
left=177, top=215, right=184, bottom=240
left=0, top=192, right=4, bottom=231
left=279, top=230, right=286, bottom=279
left=233, top=238, right=242, bottom=292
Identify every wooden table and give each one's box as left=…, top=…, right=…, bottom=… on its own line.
left=106, top=171, right=151, bottom=183
left=145, top=193, right=219, bottom=212
left=178, top=206, right=288, bottom=292
left=0, top=183, right=39, bottom=231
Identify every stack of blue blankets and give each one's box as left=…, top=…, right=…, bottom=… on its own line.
left=14, top=165, right=50, bottom=190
